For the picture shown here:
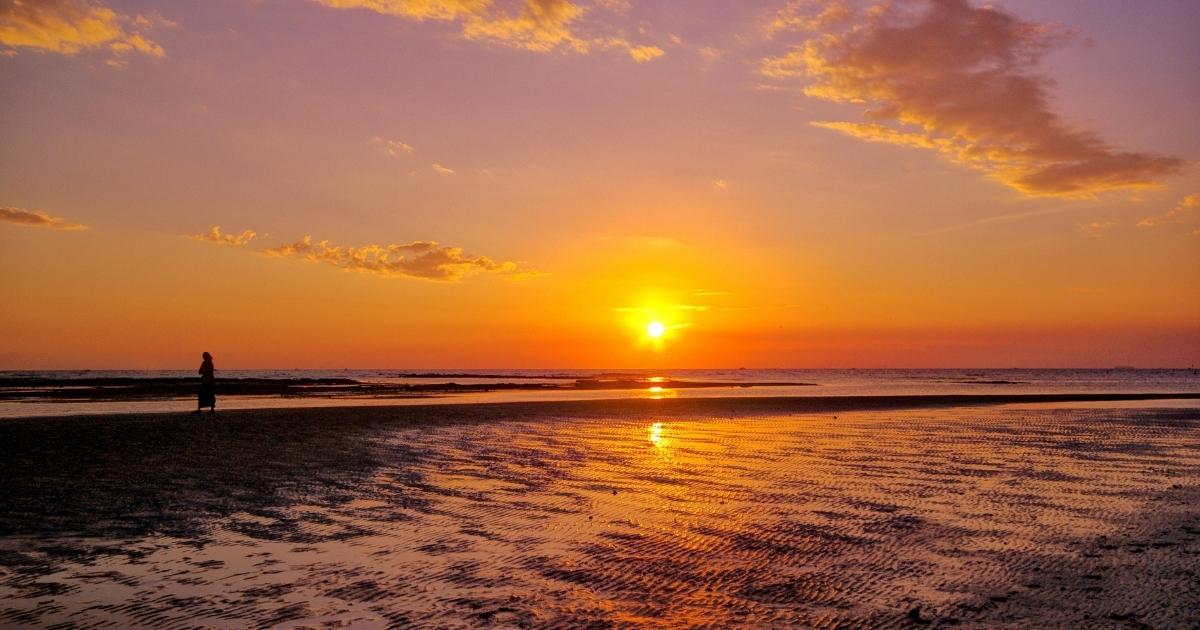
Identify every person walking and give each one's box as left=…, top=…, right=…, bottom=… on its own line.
left=196, top=352, right=216, bottom=414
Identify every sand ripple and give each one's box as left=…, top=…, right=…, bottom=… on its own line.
left=1, top=406, right=1198, bottom=627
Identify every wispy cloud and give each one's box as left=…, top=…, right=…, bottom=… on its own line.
left=1078, top=219, right=1117, bottom=238
left=761, top=0, right=1182, bottom=197
left=192, top=225, right=257, bottom=246
left=313, top=0, right=662, bottom=60
left=924, top=204, right=1079, bottom=235
left=264, top=235, right=530, bottom=281
left=765, top=0, right=852, bottom=36
left=0, top=206, right=87, bottom=230
left=431, top=162, right=455, bottom=175
left=712, top=179, right=730, bottom=190
left=0, top=0, right=165, bottom=64
left=626, top=43, right=664, bottom=62
left=370, top=136, right=415, bottom=156
left=1138, top=193, right=1199, bottom=228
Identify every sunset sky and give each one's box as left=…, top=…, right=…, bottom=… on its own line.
left=1, top=0, right=1198, bottom=368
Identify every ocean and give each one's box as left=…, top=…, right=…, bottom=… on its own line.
left=2, top=368, right=1198, bottom=418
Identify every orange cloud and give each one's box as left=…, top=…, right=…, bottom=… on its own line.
left=313, top=0, right=661, bottom=59
left=461, top=0, right=584, bottom=51
left=0, top=206, right=87, bottom=230
left=766, top=0, right=853, bottom=35
left=626, top=43, right=664, bottom=62
left=0, top=0, right=164, bottom=61
left=315, top=0, right=489, bottom=21
left=264, top=235, right=528, bottom=281
left=1138, top=193, right=1199, bottom=228
left=809, top=121, right=938, bottom=150
left=762, top=0, right=1182, bottom=197
left=193, top=225, right=257, bottom=246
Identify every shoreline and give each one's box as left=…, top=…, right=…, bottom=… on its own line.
left=5, top=391, right=1199, bottom=425
left=0, top=375, right=815, bottom=402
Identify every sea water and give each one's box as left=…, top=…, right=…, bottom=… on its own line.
left=1, top=368, right=1197, bottom=418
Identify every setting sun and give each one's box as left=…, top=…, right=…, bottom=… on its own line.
left=646, top=321, right=666, bottom=339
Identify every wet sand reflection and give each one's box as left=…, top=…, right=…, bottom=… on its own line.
left=1, top=406, right=1198, bottom=627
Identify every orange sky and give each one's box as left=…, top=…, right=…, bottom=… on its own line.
left=1, top=0, right=1198, bottom=368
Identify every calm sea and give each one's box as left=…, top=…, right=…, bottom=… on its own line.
left=2, top=368, right=1198, bottom=418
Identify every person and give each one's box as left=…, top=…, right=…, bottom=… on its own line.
left=196, top=352, right=216, bottom=414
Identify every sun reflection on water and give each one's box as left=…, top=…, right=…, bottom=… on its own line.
left=645, top=386, right=675, bottom=399
left=649, top=421, right=665, bottom=446
left=647, top=421, right=675, bottom=462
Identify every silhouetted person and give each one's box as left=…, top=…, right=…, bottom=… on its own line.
left=196, top=352, right=216, bottom=414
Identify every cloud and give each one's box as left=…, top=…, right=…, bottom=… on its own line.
left=264, top=235, right=529, bottom=281
left=1078, top=219, right=1116, bottom=238
left=0, top=0, right=164, bottom=61
left=1138, top=193, right=1199, bottom=228
left=761, top=0, right=1182, bottom=197
left=766, top=0, right=853, bottom=35
left=431, top=162, right=455, bottom=175
left=460, top=0, right=584, bottom=52
left=809, top=121, right=938, bottom=149
left=712, top=179, right=730, bottom=190
left=193, top=225, right=257, bottom=245
left=594, top=0, right=629, bottom=12
left=313, top=0, right=662, bottom=59
left=370, top=136, right=415, bottom=156
left=315, top=0, right=489, bottom=21
left=626, top=44, right=663, bottom=62
left=0, top=206, right=87, bottom=230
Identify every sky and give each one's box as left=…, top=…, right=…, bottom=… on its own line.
left=1, top=0, right=1198, bottom=369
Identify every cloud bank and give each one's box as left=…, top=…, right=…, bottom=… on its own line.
left=761, top=0, right=1181, bottom=197
left=0, top=206, right=87, bottom=230
left=264, top=235, right=527, bottom=281
left=0, top=0, right=164, bottom=62
left=313, top=0, right=662, bottom=61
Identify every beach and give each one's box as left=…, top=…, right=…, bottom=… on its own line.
left=1, top=394, right=1198, bottom=628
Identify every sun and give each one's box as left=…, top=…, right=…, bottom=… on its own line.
left=646, top=321, right=666, bottom=338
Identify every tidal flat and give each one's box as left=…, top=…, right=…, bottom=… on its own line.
left=1, top=397, right=1197, bottom=627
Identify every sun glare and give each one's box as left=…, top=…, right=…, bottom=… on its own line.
left=647, top=321, right=666, bottom=338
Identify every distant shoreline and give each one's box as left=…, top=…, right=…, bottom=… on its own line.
left=0, top=376, right=816, bottom=403
left=5, top=392, right=1198, bottom=425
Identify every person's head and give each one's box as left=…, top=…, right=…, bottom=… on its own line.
left=202, top=352, right=212, bottom=361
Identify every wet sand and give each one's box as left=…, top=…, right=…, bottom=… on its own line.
left=1, top=395, right=1198, bottom=628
